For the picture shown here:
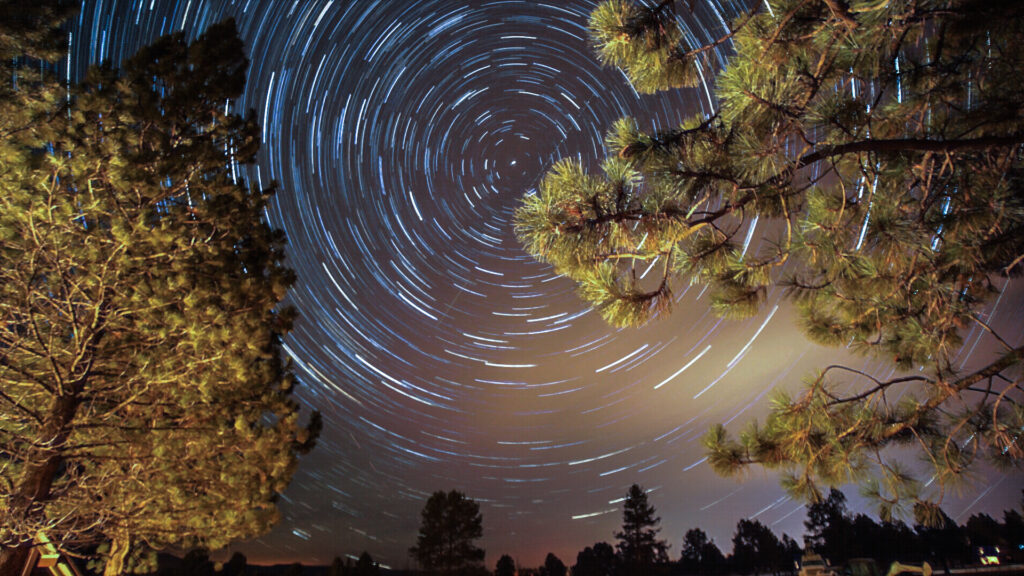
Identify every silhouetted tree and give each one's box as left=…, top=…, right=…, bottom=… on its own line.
left=616, top=485, right=669, bottom=575
left=806, top=496, right=930, bottom=566
left=181, top=549, right=215, bottom=576
left=916, top=507, right=969, bottom=569
left=282, top=562, right=304, bottom=576
left=1003, top=509, right=1024, bottom=560
left=680, top=528, right=725, bottom=575
left=222, top=552, right=248, bottom=576
left=573, top=542, right=617, bottom=576
left=780, top=535, right=801, bottom=573
left=354, top=552, right=380, bottom=576
left=873, top=520, right=922, bottom=565
left=496, top=554, right=517, bottom=576
left=963, top=514, right=1004, bottom=549
left=731, top=519, right=786, bottom=575
left=410, top=490, right=485, bottom=575
left=541, top=553, right=568, bottom=576
left=804, top=489, right=852, bottom=562
left=328, top=556, right=348, bottom=576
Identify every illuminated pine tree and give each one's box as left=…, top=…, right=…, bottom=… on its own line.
left=0, top=10, right=319, bottom=575
left=515, top=0, right=1024, bottom=522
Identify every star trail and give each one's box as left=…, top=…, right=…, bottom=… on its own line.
left=65, top=0, right=1024, bottom=568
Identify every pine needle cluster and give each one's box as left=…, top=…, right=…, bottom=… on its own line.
left=514, top=0, right=1024, bottom=524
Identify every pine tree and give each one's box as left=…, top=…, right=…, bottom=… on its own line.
left=915, top=507, right=968, bottom=569
left=615, top=484, right=668, bottom=575
left=780, top=535, right=801, bottom=568
left=177, top=549, right=215, bottom=576
left=803, top=489, right=852, bottom=561
left=541, top=553, right=568, bottom=576
left=573, top=542, right=617, bottom=576
left=515, top=0, right=1024, bottom=521
left=730, top=519, right=787, bottom=576
left=495, top=554, right=516, bottom=576
left=354, top=552, right=380, bottom=576
left=328, top=557, right=348, bottom=576
left=409, top=490, right=485, bottom=575
left=680, top=528, right=725, bottom=576
left=222, top=552, right=248, bottom=576
left=0, top=7, right=319, bottom=575
left=963, top=514, right=1003, bottom=550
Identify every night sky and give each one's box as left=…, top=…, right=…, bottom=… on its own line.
left=66, top=0, right=1023, bottom=569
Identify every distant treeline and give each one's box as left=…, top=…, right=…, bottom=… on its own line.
left=148, top=489, right=1023, bottom=576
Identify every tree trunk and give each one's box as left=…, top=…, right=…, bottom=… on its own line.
left=0, top=547, right=31, bottom=576
left=0, top=392, right=81, bottom=576
left=103, top=535, right=131, bottom=576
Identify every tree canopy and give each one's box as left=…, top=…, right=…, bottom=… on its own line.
left=801, top=488, right=972, bottom=565
left=0, top=4, right=318, bottom=574
left=680, top=528, right=726, bottom=575
left=541, top=553, right=568, bottom=576
left=730, top=519, right=789, bottom=576
left=409, top=490, right=485, bottom=575
left=514, top=0, right=1024, bottom=520
left=495, top=554, right=516, bottom=576
left=572, top=542, right=617, bottom=576
left=354, top=552, right=381, bottom=576
left=803, top=489, right=851, bottom=560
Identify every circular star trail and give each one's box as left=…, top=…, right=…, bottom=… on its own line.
left=68, top=0, right=1023, bottom=567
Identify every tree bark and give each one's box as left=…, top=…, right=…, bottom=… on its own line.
left=799, top=133, right=1024, bottom=168
left=103, top=535, right=131, bottom=576
left=0, top=548, right=30, bottom=576
left=0, top=392, right=80, bottom=576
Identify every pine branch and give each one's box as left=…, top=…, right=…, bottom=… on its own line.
left=593, top=249, right=670, bottom=262
left=886, top=345, right=1024, bottom=441
left=819, top=366, right=934, bottom=407
left=619, top=113, right=720, bottom=159
left=799, top=134, right=1024, bottom=168
left=670, top=6, right=759, bottom=61
left=820, top=0, right=859, bottom=30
